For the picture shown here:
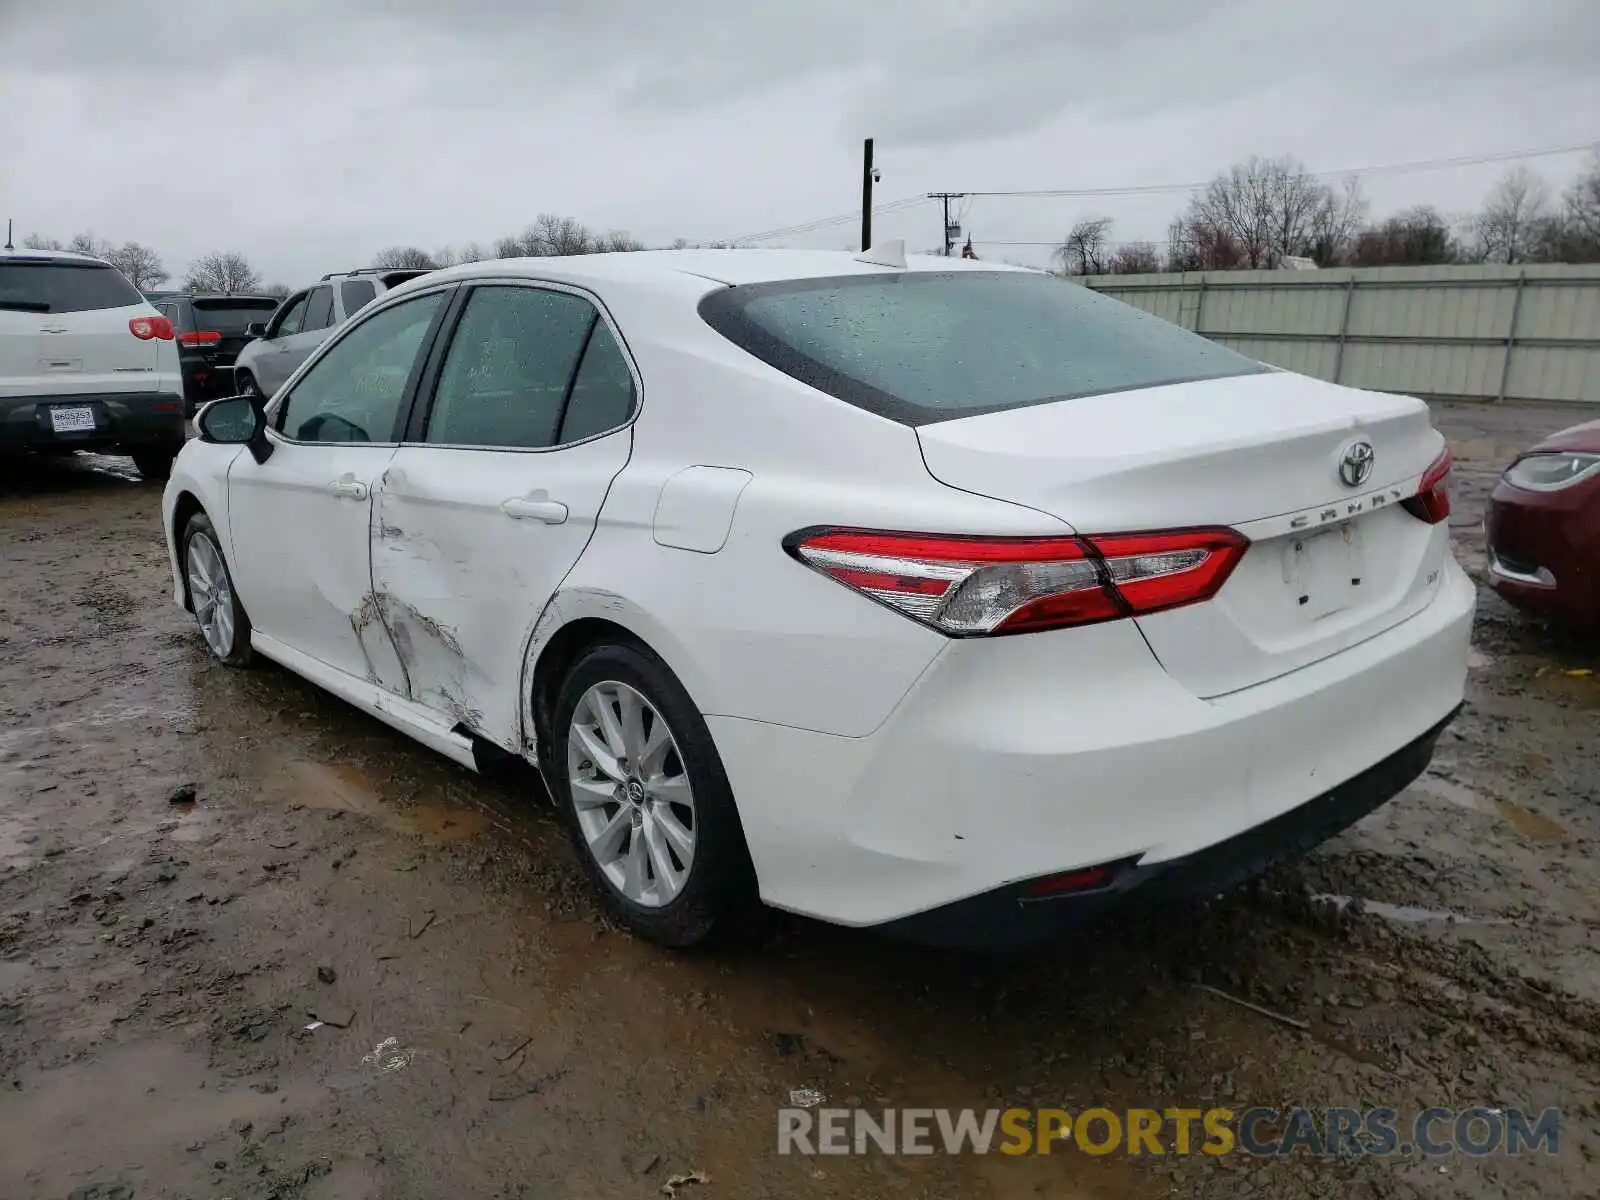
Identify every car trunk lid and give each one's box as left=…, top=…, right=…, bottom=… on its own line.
left=916, top=370, right=1452, bottom=697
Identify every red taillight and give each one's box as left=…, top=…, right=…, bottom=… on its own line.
left=129, top=315, right=174, bottom=341
left=1401, top=447, right=1452, bottom=525
left=1023, top=864, right=1119, bottom=898
left=176, top=330, right=222, bottom=347
left=788, top=525, right=1249, bottom=636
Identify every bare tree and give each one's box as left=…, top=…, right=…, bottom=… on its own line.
left=494, top=215, right=646, bottom=257
left=1468, top=166, right=1551, bottom=264
left=1109, top=241, right=1161, bottom=274
left=372, top=245, right=439, bottom=270
left=21, top=233, right=63, bottom=250
left=103, top=242, right=169, bottom=290
left=262, top=282, right=291, bottom=300
left=1166, top=214, right=1244, bottom=271
left=451, top=242, right=492, bottom=265
left=1307, top=177, right=1369, bottom=265
left=1532, top=153, right=1600, bottom=263
left=1349, top=206, right=1458, bottom=266
left=1178, top=156, right=1342, bottom=269
left=1054, top=217, right=1114, bottom=275
left=183, top=251, right=262, bottom=294
left=68, top=232, right=114, bottom=258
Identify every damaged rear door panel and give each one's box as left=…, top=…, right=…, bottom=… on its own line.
left=368, top=282, right=640, bottom=750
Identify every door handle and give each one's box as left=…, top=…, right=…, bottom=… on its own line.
left=501, top=496, right=568, bottom=523
left=329, top=478, right=369, bottom=500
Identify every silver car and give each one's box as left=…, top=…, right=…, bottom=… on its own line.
left=232, top=268, right=430, bottom=399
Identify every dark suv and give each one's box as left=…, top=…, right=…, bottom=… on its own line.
left=147, top=293, right=281, bottom=414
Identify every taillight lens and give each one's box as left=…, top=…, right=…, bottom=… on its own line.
left=788, top=526, right=1249, bottom=636
left=129, top=315, right=175, bottom=341
left=176, top=330, right=222, bottom=347
left=1401, top=446, right=1452, bottom=524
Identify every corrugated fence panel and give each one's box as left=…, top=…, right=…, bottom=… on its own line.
left=1083, top=264, right=1600, bottom=403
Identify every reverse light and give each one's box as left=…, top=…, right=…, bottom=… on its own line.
left=1401, top=446, right=1452, bottom=524
left=176, top=330, right=222, bottom=347
left=129, top=314, right=174, bottom=341
left=787, top=526, right=1249, bottom=636
left=1503, top=451, right=1600, bottom=493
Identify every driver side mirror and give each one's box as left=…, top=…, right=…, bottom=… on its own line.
left=195, top=396, right=274, bottom=464
left=244, top=322, right=268, bottom=340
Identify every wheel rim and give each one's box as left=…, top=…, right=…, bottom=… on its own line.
left=567, top=681, right=696, bottom=908
left=185, top=533, right=235, bottom=658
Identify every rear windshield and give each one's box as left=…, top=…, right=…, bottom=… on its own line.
left=191, top=298, right=279, bottom=331
left=0, top=261, right=144, bottom=315
left=698, top=271, right=1268, bottom=425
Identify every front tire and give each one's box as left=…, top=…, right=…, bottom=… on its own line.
left=550, top=641, right=757, bottom=948
left=236, top=371, right=263, bottom=401
left=181, top=513, right=254, bottom=667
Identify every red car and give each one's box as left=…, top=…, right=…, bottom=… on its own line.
left=1486, top=418, right=1600, bottom=627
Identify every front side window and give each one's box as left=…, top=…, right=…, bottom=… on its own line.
left=424, top=285, right=598, bottom=449
left=275, top=291, right=446, bottom=443
left=699, top=271, right=1269, bottom=425
left=272, top=292, right=310, bottom=338
left=301, top=286, right=335, bottom=333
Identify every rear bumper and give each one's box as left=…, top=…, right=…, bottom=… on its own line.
left=880, top=706, right=1456, bottom=946
left=1486, top=480, right=1599, bottom=627
left=709, top=557, right=1475, bottom=936
left=0, top=392, right=187, bottom=449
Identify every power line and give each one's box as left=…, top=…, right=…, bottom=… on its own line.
left=726, top=138, right=1595, bottom=247
left=734, top=195, right=926, bottom=243
left=940, top=140, right=1597, bottom=199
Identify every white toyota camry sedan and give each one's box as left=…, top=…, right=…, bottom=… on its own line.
left=162, top=246, right=1473, bottom=948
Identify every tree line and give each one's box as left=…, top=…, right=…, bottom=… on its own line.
left=19, top=153, right=1600, bottom=294
left=1054, top=153, right=1600, bottom=276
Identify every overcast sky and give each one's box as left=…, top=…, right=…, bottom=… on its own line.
left=3, top=0, right=1596, bottom=284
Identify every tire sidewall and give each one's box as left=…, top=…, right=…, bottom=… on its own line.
left=181, top=513, right=252, bottom=667
left=549, top=642, right=754, bottom=947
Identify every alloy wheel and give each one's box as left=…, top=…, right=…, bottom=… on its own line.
left=567, top=681, right=696, bottom=907
left=185, top=533, right=236, bottom=659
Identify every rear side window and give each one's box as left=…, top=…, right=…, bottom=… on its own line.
left=698, top=271, right=1268, bottom=425
left=302, top=286, right=336, bottom=332
left=560, top=323, right=636, bottom=443
left=0, top=261, right=144, bottom=314
left=340, top=279, right=376, bottom=316
left=191, top=299, right=277, bottom=331
left=424, top=285, right=597, bottom=449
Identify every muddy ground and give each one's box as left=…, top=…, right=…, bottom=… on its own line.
left=0, top=400, right=1596, bottom=1200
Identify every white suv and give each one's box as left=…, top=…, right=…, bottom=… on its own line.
left=0, top=247, right=187, bottom=478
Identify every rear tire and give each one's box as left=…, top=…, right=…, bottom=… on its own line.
left=132, top=443, right=183, bottom=481
left=181, top=512, right=254, bottom=667
left=236, top=371, right=263, bottom=400
left=549, top=641, right=758, bottom=948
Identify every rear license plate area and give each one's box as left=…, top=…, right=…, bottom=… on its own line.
left=48, top=405, right=97, bottom=434
left=1285, top=526, right=1364, bottom=620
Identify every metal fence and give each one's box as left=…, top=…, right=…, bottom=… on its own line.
left=1081, top=264, right=1600, bottom=404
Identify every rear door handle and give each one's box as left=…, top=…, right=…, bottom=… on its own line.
left=329, top=479, right=369, bottom=500
left=501, top=497, right=568, bottom=523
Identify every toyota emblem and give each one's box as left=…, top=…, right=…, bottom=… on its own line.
left=1338, top=440, right=1375, bottom=488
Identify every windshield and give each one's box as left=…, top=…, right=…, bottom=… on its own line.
left=698, top=270, right=1268, bottom=425
left=191, top=298, right=279, bottom=331
left=0, top=261, right=145, bottom=314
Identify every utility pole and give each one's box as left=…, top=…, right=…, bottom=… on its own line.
left=926, top=193, right=966, bottom=255
left=3, top=219, right=12, bottom=252
left=860, top=138, right=874, bottom=251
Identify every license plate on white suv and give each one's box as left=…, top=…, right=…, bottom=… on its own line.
left=48, top=405, right=96, bottom=433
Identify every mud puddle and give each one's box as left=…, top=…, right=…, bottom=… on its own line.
left=259, top=758, right=493, bottom=843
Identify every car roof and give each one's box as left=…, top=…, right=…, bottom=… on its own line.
left=417, top=248, right=1035, bottom=292
left=0, top=247, right=112, bottom=266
